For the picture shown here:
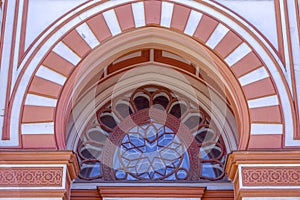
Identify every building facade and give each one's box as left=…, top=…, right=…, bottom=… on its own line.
left=0, top=0, right=300, bottom=199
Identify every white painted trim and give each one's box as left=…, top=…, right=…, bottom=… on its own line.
left=206, top=23, right=229, bottom=49
left=0, top=164, right=66, bottom=190
left=195, top=66, right=200, bottom=77
left=25, top=94, right=57, bottom=107
left=150, top=49, right=154, bottom=62
left=239, top=67, right=269, bottom=86
left=76, top=22, right=100, bottom=49
left=189, top=0, right=287, bottom=71
left=248, top=95, right=279, bottom=108
left=18, top=0, right=131, bottom=78
left=250, top=123, right=283, bottom=135
left=184, top=10, right=203, bottom=36
left=36, top=65, right=67, bottom=86
left=161, top=2, right=174, bottom=28
left=9, top=0, right=296, bottom=148
left=239, top=163, right=300, bottom=169
left=286, top=0, right=300, bottom=146
left=239, top=164, right=300, bottom=189
left=0, top=0, right=17, bottom=145
left=132, top=2, right=145, bottom=28
left=52, top=42, right=81, bottom=65
left=11, top=0, right=25, bottom=95
left=279, top=0, right=293, bottom=96
left=21, top=122, right=55, bottom=134
left=225, top=43, right=252, bottom=66
left=170, top=0, right=294, bottom=145
left=103, top=9, right=121, bottom=36
left=9, top=0, right=135, bottom=147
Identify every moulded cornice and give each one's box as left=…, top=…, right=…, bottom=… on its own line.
left=71, top=188, right=233, bottom=199
left=237, top=189, right=300, bottom=198
left=97, top=186, right=206, bottom=198
left=226, top=150, right=300, bottom=179
left=0, top=150, right=80, bottom=179
left=0, top=189, right=67, bottom=198
left=226, top=150, right=300, bottom=200
left=0, top=150, right=76, bottom=161
left=0, top=151, right=79, bottom=199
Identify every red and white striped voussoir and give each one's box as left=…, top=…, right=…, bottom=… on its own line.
left=17, top=1, right=290, bottom=149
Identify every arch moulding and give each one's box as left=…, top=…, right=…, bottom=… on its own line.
left=4, top=0, right=295, bottom=151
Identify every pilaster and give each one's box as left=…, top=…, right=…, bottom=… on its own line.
left=0, top=151, right=79, bottom=200
left=226, top=151, right=300, bottom=200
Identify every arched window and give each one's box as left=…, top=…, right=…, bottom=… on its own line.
left=76, top=85, right=227, bottom=182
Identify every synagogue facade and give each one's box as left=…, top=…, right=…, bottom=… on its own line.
left=0, top=0, right=300, bottom=199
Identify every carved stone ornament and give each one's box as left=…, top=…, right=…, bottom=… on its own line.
left=0, top=167, right=63, bottom=187
left=242, top=166, right=300, bottom=187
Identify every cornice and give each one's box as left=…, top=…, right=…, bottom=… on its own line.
left=226, top=150, right=300, bottom=180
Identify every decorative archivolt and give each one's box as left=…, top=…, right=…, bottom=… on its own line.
left=65, top=49, right=238, bottom=154
left=4, top=0, right=293, bottom=151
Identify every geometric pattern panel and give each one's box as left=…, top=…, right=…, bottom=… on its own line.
left=242, top=166, right=300, bottom=187
left=0, top=151, right=79, bottom=199
left=0, top=167, right=63, bottom=187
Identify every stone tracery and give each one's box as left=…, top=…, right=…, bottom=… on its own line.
left=77, top=85, right=227, bottom=182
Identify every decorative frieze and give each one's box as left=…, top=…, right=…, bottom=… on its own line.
left=0, top=151, right=79, bottom=199
left=226, top=151, right=300, bottom=200
left=241, top=166, right=300, bottom=187
left=0, top=167, right=63, bottom=187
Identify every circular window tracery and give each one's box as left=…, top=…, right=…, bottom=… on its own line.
left=77, top=86, right=227, bottom=182
left=116, top=120, right=187, bottom=180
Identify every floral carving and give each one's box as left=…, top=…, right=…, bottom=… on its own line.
left=0, top=167, right=63, bottom=187
left=242, top=166, right=300, bottom=186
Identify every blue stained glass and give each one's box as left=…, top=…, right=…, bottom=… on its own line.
left=90, top=162, right=101, bottom=177
left=115, top=121, right=190, bottom=180
left=78, top=86, right=227, bottom=182
left=202, top=162, right=216, bottom=178
left=176, top=169, right=188, bottom=179
left=130, top=136, right=144, bottom=147
left=146, top=145, right=158, bottom=152
left=123, top=142, right=132, bottom=149
left=79, top=161, right=101, bottom=179
left=115, top=170, right=126, bottom=179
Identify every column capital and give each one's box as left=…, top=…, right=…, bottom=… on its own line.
left=226, top=150, right=300, bottom=200
left=0, top=151, right=79, bottom=200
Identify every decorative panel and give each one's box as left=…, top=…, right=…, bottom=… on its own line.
left=241, top=166, right=300, bottom=187
left=0, top=167, right=63, bottom=187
